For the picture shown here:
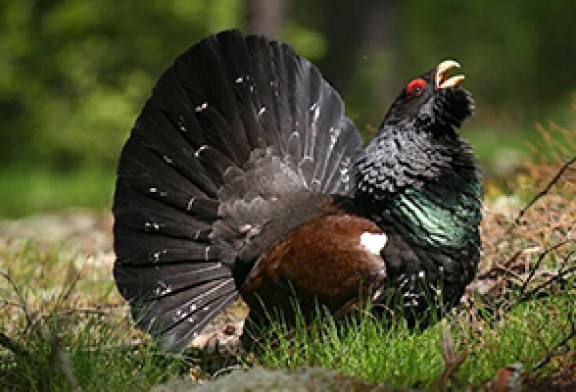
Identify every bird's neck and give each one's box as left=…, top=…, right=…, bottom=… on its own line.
left=353, top=125, right=482, bottom=248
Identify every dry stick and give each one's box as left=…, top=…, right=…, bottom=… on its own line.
left=476, top=250, right=523, bottom=280
left=435, top=321, right=468, bottom=392
left=54, top=265, right=84, bottom=309
left=0, top=271, right=82, bottom=391
left=492, top=239, right=576, bottom=316
left=58, top=307, right=115, bottom=317
left=518, top=239, right=575, bottom=298
left=521, top=266, right=576, bottom=301
left=212, top=364, right=243, bottom=379
left=513, top=248, right=576, bottom=374
left=0, top=331, right=31, bottom=358
left=486, top=157, right=576, bottom=379
left=1, top=271, right=35, bottom=329
left=513, top=155, right=576, bottom=226
left=49, top=335, right=82, bottom=392
left=50, top=272, right=84, bottom=392
left=490, top=240, right=575, bottom=315
left=531, top=311, right=576, bottom=373
left=565, top=247, right=576, bottom=263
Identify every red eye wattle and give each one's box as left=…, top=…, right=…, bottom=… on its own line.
left=406, top=78, right=427, bottom=97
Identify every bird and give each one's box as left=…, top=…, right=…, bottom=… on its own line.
left=112, top=29, right=482, bottom=351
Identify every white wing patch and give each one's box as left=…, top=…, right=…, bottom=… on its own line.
left=360, top=232, right=388, bottom=255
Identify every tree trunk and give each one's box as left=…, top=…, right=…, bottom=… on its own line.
left=247, top=0, right=287, bottom=38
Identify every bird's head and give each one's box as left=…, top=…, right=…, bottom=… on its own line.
left=382, top=60, right=474, bottom=131
left=355, top=60, right=479, bottom=199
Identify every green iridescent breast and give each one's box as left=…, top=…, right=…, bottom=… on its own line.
left=391, top=179, right=482, bottom=247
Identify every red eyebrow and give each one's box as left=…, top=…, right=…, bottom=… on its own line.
left=406, top=78, right=427, bottom=95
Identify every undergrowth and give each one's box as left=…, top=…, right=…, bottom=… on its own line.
left=0, top=125, right=575, bottom=390
left=250, top=289, right=575, bottom=389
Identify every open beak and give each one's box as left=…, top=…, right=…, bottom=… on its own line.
left=436, top=60, right=465, bottom=89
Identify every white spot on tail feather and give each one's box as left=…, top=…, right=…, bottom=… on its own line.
left=360, top=232, right=387, bottom=255
left=195, top=102, right=208, bottom=112
left=195, top=145, right=209, bottom=158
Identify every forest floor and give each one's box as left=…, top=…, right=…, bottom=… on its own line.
left=0, top=158, right=575, bottom=391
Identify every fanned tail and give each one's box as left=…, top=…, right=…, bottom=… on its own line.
left=113, top=30, right=362, bottom=350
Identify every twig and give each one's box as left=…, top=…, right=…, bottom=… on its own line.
left=53, top=265, right=84, bottom=310
left=58, top=306, right=117, bottom=317
left=513, top=155, right=576, bottom=226
left=1, top=271, right=35, bottom=329
left=484, top=263, right=524, bottom=283
left=1, top=270, right=82, bottom=391
left=476, top=250, right=523, bottom=280
left=518, top=239, right=575, bottom=297
left=48, top=333, right=82, bottom=392
left=0, top=331, right=31, bottom=358
left=434, top=321, right=468, bottom=392
left=531, top=311, right=576, bottom=373
left=38, top=313, right=83, bottom=390
left=520, top=266, right=576, bottom=301
left=212, top=364, right=243, bottom=379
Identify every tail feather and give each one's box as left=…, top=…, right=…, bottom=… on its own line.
left=173, top=33, right=260, bottom=159
left=194, top=145, right=237, bottom=186
left=156, top=289, right=239, bottom=350
left=115, top=230, right=226, bottom=265
left=130, top=277, right=238, bottom=350
left=121, top=134, right=218, bottom=198
left=133, top=116, right=222, bottom=193
left=114, top=262, right=232, bottom=301
left=113, top=29, right=363, bottom=351
left=320, top=118, right=359, bottom=194
left=242, top=36, right=289, bottom=150
left=149, top=279, right=237, bottom=329
left=113, top=189, right=212, bottom=241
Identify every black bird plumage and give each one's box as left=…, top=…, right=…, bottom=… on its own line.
left=113, top=30, right=482, bottom=350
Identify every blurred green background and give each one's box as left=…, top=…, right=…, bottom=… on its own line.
left=1, top=0, right=575, bottom=218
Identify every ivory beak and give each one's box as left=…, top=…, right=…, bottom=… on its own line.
left=436, top=60, right=465, bottom=89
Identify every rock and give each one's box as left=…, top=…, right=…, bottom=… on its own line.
left=152, top=367, right=410, bottom=392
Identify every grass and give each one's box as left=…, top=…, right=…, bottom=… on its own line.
left=0, top=241, right=189, bottom=391
left=2, top=317, right=186, bottom=391
left=0, top=125, right=575, bottom=390
left=255, top=310, right=446, bottom=386
left=1, top=184, right=575, bottom=390
left=0, top=268, right=574, bottom=390
left=252, top=291, right=575, bottom=389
